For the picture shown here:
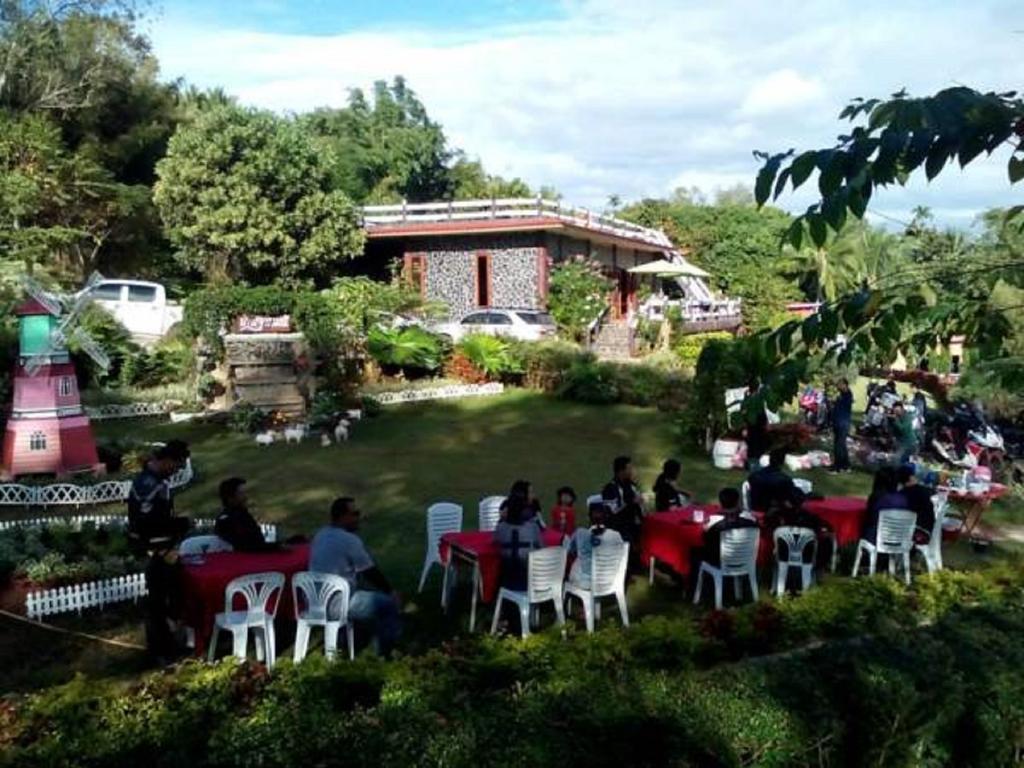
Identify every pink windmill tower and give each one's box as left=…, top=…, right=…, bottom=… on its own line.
left=1, top=274, right=110, bottom=480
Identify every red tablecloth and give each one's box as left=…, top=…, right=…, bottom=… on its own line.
left=640, top=505, right=733, bottom=578
left=803, top=497, right=868, bottom=547
left=439, top=529, right=563, bottom=603
left=941, top=483, right=1008, bottom=504
left=180, top=544, right=310, bottom=655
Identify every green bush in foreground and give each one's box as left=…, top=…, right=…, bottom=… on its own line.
left=5, top=563, right=1024, bottom=767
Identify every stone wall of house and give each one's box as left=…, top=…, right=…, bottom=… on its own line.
left=405, top=234, right=546, bottom=320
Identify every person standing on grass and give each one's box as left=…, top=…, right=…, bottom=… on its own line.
left=126, top=439, right=192, bottom=664
left=602, top=455, right=644, bottom=545
left=830, top=378, right=854, bottom=473
left=310, top=497, right=402, bottom=658
left=214, top=477, right=279, bottom=552
left=891, top=402, right=919, bottom=465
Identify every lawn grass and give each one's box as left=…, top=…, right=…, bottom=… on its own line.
left=3, top=390, right=1021, bottom=695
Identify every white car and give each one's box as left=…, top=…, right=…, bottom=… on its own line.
left=434, top=309, right=557, bottom=342
left=79, top=279, right=183, bottom=344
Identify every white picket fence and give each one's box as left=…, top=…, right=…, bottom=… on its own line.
left=84, top=402, right=174, bottom=420
left=0, top=513, right=277, bottom=542
left=0, top=459, right=194, bottom=508
left=371, top=382, right=504, bottom=406
left=26, top=573, right=148, bottom=619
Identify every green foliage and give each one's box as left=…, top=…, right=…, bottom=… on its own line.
left=118, top=336, right=192, bottom=389
left=154, top=104, right=365, bottom=286
left=321, top=276, right=435, bottom=335
left=455, top=334, right=522, bottom=378
left=675, top=331, right=733, bottom=369
left=227, top=403, right=266, bottom=435
left=69, top=304, right=138, bottom=386
left=555, top=360, right=621, bottom=404
left=366, top=326, right=447, bottom=375
left=547, top=259, right=613, bottom=341
left=519, top=340, right=594, bottom=391
left=1, top=521, right=145, bottom=587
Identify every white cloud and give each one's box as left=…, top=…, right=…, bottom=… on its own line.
left=149, top=0, right=1024, bottom=224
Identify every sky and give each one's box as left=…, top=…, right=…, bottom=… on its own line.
left=147, top=0, right=1024, bottom=230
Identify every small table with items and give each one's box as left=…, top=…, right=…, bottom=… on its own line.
left=938, top=483, right=1008, bottom=540
left=179, top=544, right=310, bottom=655
left=439, top=529, right=564, bottom=632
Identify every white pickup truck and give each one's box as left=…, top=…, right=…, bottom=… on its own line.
left=79, top=279, right=183, bottom=344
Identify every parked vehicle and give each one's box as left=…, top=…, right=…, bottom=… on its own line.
left=432, top=309, right=557, bottom=342
left=926, top=400, right=1007, bottom=475
left=78, top=280, right=183, bottom=344
left=798, top=386, right=830, bottom=431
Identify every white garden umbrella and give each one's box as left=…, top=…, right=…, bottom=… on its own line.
left=628, top=258, right=710, bottom=278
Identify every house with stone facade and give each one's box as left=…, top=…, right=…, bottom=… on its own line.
left=356, top=198, right=740, bottom=357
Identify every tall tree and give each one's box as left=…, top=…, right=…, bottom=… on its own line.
left=154, top=104, right=365, bottom=286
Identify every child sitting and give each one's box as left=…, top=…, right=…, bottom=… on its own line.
left=549, top=486, right=577, bottom=535
left=568, top=500, right=624, bottom=589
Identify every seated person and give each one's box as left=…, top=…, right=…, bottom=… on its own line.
left=897, top=464, right=936, bottom=544
left=653, top=459, right=690, bottom=512
left=602, top=455, right=644, bottom=544
left=747, top=448, right=806, bottom=514
left=214, top=477, right=278, bottom=552
left=493, top=495, right=543, bottom=591
left=860, top=467, right=909, bottom=544
left=500, top=480, right=545, bottom=528
left=310, top=497, right=402, bottom=657
left=549, top=486, right=577, bottom=535
left=701, top=488, right=759, bottom=568
left=568, top=500, right=624, bottom=589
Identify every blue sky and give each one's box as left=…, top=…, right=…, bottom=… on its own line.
left=148, top=0, right=1023, bottom=230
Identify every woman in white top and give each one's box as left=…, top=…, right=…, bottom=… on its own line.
left=568, top=500, right=624, bottom=589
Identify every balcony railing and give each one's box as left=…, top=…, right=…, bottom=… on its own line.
left=361, top=197, right=674, bottom=249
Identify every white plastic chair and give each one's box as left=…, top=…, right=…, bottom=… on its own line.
left=179, top=535, right=233, bottom=556
left=586, top=493, right=609, bottom=510
left=490, top=546, right=567, bottom=638
left=793, top=478, right=813, bottom=495
left=478, top=496, right=504, bottom=532
left=693, top=527, right=760, bottom=610
left=773, top=526, right=817, bottom=596
left=207, top=571, right=285, bottom=668
left=740, top=481, right=752, bottom=513
left=565, top=542, right=629, bottom=632
left=417, top=502, right=463, bottom=596
left=291, top=571, right=354, bottom=663
left=914, top=494, right=948, bottom=574
left=852, top=509, right=917, bottom=584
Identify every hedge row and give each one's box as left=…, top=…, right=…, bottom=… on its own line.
left=4, top=564, right=1024, bottom=767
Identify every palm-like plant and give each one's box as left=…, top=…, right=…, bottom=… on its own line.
left=367, top=326, right=444, bottom=372
left=456, top=334, right=521, bottom=377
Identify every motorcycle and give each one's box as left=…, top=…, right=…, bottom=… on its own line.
left=926, top=401, right=1008, bottom=477
left=798, top=387, right=830, bottom=431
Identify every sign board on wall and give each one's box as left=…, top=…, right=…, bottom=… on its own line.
left=232, top=315, right=292, bottom=334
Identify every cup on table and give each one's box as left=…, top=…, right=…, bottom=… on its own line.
left=692, top=508, right=704, bottom=524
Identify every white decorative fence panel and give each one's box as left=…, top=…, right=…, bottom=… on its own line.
left=0, top=513, right=278, bottom=542
left=371, top=382, right=504, bottom=406
left=26, top=574, right=148, bottom=619
left=85, top=402, right=174, bottom=421
left=0, top=459, right=193, bottom=508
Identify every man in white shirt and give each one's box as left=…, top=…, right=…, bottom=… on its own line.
left=309, top=497, right=402, bottom=657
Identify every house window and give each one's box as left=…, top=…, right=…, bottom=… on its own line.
left=29, top=432, right=46, bottom=451
left=59, top=376, right=73, bottom=397
left=475, top=252, right=492, bottom=307
left=404, top=254, right=426, bottom=297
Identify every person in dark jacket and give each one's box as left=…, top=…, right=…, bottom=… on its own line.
left=747, top=448, right=805, bottom=514
left=896, top=464, right=936, bottom=543
left=602, top=456, right=644, bottom=544
left=861, top=467, right=909, bottom=544
left=214, top=478, right=278, bottom=552
left=830, top=377, right=854, bottom=472
left=653, top=459, right=689, bottom=512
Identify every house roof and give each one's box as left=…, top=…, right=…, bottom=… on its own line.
left=15, top=298, right=58, bottom=317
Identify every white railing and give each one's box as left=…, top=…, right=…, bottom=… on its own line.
left=0, top=459, right=194, bottom=508
left=84, top=402, right=174, bottom=421
left=369, top=382, right=504, bottom=406
left=0, top=513, right=277, bottom=542
left=26, top=574, right=148, bottom=619
left=361, top=197, right=674, bottom=249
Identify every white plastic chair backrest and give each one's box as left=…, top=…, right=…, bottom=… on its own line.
left=292, top=571, right=350, bottom=623
left=590, top=542, right=629, bottom=597
left=586, top=493, right=608, bottom=510
left=929, top=493, right=948, bottom=542
left=740, top=481, right=752, bottom=512
left=705, top=514, right=724, bottom=528
left=793, top=478, right=813, bottom=495
left=773, top=526, right=817, bottom=565
left=719, top=527, right=759, bottom=574
left=180, top=535, right=233, bottom=556
left=876, top=509, right=917, bottom=553
left=527, top=546, right=567, bottom=602
left=224, top=571, right=285, bottom=617
left=478, top=496, right=504, bottom=532
left=427, top=502, right=463, bottom=550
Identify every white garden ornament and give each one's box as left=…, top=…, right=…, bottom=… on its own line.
left=283, top=424, right=308, bottom=444
left=255, top=431, right=275, bottom=447
left=333, top=419, right=350, bottom=443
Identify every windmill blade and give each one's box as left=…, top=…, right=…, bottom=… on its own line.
left=19, top=274, right=64, bottom=316
left=68, top=327, right=110, bottom=371
left=61, top=271, right=108, bottom=328
left=23, top=354, right=45, bottom=377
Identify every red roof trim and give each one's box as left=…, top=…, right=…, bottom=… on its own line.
left=15, top=298, right=57, bottom=317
